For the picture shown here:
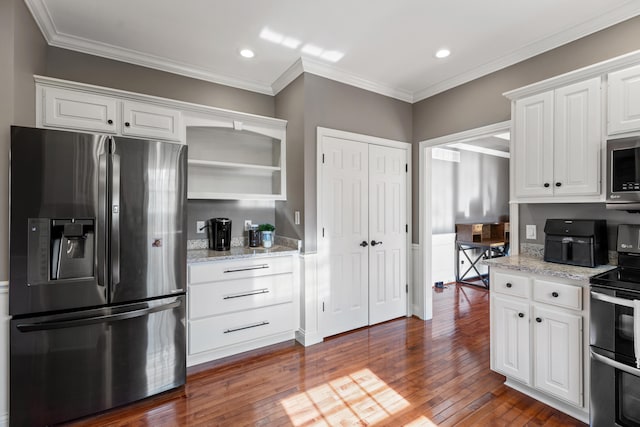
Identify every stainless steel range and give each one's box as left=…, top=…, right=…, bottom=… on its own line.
left=590, top=224, right=640, bottom=427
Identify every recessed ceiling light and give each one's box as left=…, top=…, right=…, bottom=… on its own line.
left=435, top=49, right=450, bottom=59
left=240, top=49, right=255, bottom=58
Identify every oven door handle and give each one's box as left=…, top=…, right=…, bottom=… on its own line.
left=590, top=291, right=635, bottom=308
left=591, top=349, right=640, bottom=377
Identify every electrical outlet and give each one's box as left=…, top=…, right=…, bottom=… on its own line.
left=244, top=220, right=252, bottom=231
left=196, top=221, right=205, bottom=234
left=526, top=224, right=537, bottom=240
left=294, top=211, right=300, bottom=225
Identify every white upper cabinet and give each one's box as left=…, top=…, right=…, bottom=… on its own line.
left=608, top=64, right=640, bottom=135
left=42, top=86, right=118, bottom=134
left=121, top=100, right=181, bottom=141
left=512, top=77, right=601, bottom=201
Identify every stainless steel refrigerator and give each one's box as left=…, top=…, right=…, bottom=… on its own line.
left=9, top=126, right=187, bottom=426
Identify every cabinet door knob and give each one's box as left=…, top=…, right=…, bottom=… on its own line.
left=544, top=183, right=550, bottom=188
left=107, top=119, right=113, bottom=125
left=125, top=122, right=131, bottom=127
left=518, top=312, right=524, bottom=318
left=359, top=241, right=368, bottom=247
left=371, top=240, right=382, bottom=246
left=506, top=283, right=512, bottom=288
left=552, top=291, right=559, bottom=298
left=536, top=317, right=542, bottom=323
left=555, top=182, right=562, bottom=187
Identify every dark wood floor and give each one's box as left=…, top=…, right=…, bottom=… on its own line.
left=65, top=284, right=586, bottom=426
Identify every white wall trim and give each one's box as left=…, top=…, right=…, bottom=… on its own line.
left=418, top=121, right=513, bottom=320
left=296, top=252, right=323, bottom=347
left=447, top=143, right=510, bottom=159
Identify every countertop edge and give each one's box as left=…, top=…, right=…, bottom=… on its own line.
left=483, top=255, right=616, bottom=283
left=187, top=246, right=299, bottom=263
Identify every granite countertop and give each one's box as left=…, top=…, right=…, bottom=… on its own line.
left=187, top=245, right=299, bottom=263
left=483, top=255, right=616, bottom=282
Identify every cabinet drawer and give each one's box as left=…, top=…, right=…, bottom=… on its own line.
left=492, top=271, right=530, bottom=298
left=188, top=256, right=293, bottom=285
left=533, top=280, right=582, bottom=310
left=188, top=303, right=293, bottom=355
left=189, top=273, right=293, bottom=319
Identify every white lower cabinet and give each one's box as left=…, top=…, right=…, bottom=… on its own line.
left=490, top=268, right=587, bottom=420
left=187, top=255, right=296, bottom=367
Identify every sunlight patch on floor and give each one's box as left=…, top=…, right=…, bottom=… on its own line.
left=280, top=368, right=411, bottom=426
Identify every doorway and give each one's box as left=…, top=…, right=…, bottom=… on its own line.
left=417, top=121, right=516, bottom=320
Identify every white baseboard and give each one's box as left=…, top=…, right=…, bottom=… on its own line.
left=504, top=378, right=588, bottom=424
left=295, top=329, right=323, bottom=347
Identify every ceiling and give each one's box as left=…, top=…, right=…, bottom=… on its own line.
left=25, top=0, right=640, bottom=103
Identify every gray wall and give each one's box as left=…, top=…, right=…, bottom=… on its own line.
left=432, top=150, right=509, bottom=234
left=519, top=203, right=640, bottom=251
left=0, top=0, right=47, bottom=281
left=46, top=48, right=274, bottom=117
left=412, top=14, right=640, bottom=243
left=187, top=200, right=276, bottom=241
left=275, top=74, right=305, bottom=243
left=301, top=74, right=413, bottom=252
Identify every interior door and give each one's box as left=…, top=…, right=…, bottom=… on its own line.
left=368, top=144, right=407, bottom=324
left=320, top=136, right=369, bottom=337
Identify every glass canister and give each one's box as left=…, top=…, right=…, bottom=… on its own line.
left=248, top=225, right=260, bottom=247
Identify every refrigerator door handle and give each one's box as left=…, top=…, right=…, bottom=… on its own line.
left=97, top=145, right=108, bottom=289
left=111, top=150, right=121, bottom=292
left=15, top=299, right=182, bottom=332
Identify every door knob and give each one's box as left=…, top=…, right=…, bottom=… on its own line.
left=371, top=240, right=382, bottom=246
left=518, top=313, right=524, bottom=318
left=359, top=241, right=368, bottom=247
left=555, top=182, right=562, bottom=187
left=536, top=317, right=542, bottom=323
left=543, top=183, right=550, bottom=188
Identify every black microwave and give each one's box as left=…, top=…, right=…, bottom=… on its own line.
left=606, top=136, right=640, bottom=210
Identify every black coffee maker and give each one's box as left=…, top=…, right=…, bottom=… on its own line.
left=207, top=218, right=232, bottom=251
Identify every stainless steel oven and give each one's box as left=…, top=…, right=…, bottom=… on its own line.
left=590, top=286, right=640, bottom=426
left=590, top=224, right=640, bottom=427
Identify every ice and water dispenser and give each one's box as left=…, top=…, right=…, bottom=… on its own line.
left=27, top=218, right=95, bottom=283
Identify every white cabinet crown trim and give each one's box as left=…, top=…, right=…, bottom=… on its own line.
left=33, top=75, right=287, bottom=129
left=504, top=49, right=640, bottom=100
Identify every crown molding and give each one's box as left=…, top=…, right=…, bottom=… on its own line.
left=296, top=57, right=414, bottom=102
left=25, top=0, right=275, bottom=96
left=271, top=58, right=305, bottom=95
left=26, top=0, right=640, bottom=104
left=413, top=2, right=640, bottom=101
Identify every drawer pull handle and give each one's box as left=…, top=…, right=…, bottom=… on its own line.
left=223, top=289, right=270, bottom=299
left=506, top=283, right=512, bottom=288
left=224, top=321, right=269, bottom=334
left=536, top=317, right=542, bottom=323
left=552, top=291, right=559, bottom=298
left=518, top=312, right=524, bottom=318
left=224, top=264, right=269, bottom=273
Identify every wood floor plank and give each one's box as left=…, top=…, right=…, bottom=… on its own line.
left=63, top=283, right=587, bottom=427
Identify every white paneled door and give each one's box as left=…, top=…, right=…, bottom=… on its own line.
left=319, top=133, right=408, bottom=338
left=368, top=145, right=407, bottom=325
left=321, top=136, right=370, bottom=337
